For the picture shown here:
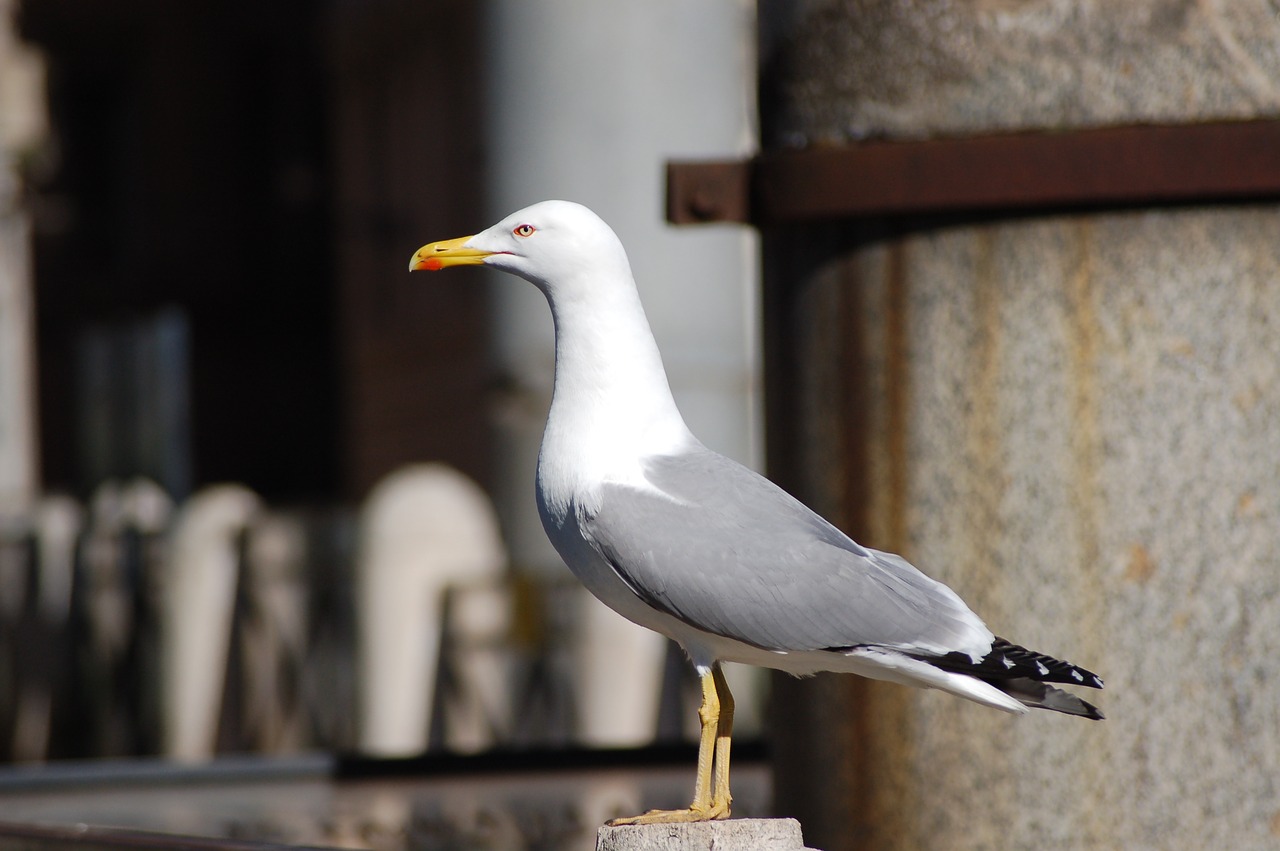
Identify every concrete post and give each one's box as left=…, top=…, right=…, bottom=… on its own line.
left=597, top=819, right=818, bottom=851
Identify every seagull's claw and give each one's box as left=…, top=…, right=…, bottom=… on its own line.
left=606, top=801, right=732, bottom=826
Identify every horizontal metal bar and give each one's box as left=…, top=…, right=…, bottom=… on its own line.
left=665, top=160, right=752, bottom=224
left=334, top=738, right=768, bottom=779
left=666, top=120, right=1280, bottom=225
left=0, top=754, right=334, bottom=792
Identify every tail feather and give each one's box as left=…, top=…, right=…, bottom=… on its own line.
left=908, top=636, right=1105, bottom=720
left=990, top=677, right=1105, bottom=720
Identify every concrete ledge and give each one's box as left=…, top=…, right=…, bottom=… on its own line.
left=596, top=818, right=818, bottom=851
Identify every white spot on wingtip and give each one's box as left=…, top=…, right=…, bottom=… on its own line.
left=1036, top=661, right=1049, bottom=676
left=1071, top=669, right=1084, bottom=682
left=1001, top=656, right=1015, bottom=669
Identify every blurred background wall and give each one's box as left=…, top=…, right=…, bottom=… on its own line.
left=0, top=0, right=760, bottom=766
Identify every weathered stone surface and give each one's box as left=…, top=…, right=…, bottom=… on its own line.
left=596, top=818, right=816, bottom=851
left=842, top=207, right=1280, bottom=850
left=760, top=0, right=1280, bottom=145
left=776, top=208, right=1280, bottom=851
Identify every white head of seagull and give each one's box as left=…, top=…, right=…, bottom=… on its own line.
left=412, top=200, right=634, bottom=297
left=411, top=201, right=1104, bottom=828
left=412, top=201, right=694, bottom=494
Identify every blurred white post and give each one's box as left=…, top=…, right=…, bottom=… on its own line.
left=480, top=0, right=760, bottom=746
left=79, top=482, right=133, bottom=691
left=160, top=484, right=261, bottom=761
left=239, top=511, right=310, bottom=753
left=356, top=464, right=507, bottom=756
left=32, top=495, right=82, bottom=628
left=9, top=495, right=83, bottom=761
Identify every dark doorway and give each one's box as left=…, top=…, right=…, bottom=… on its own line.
left=22, top=0, right=338, bottom=502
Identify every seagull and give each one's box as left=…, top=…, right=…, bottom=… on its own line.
left=409, top=200, right=1103, bottom=825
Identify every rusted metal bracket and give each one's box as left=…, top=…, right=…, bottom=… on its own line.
left=667, top=120, right=1280, bottom=225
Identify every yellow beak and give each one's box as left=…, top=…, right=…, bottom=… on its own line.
left=408, top=235, right=491, bottom=271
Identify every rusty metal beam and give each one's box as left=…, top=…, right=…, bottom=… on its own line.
left=667, top=120, right=1280, bottom=225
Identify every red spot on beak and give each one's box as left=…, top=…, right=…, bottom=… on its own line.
left=423, top=257, right=443, bottom=271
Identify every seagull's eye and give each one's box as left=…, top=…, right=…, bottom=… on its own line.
left=513, top=224, right=536, bottom=238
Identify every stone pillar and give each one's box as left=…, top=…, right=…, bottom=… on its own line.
left=761, top=3, right=1280, bottom=850
left=0, top=0, right=45, bottom=514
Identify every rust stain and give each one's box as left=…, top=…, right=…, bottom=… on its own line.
left=1067, top=221, right=1103, bottom=574
left=1237, top=491, right=1259, bottom=519
left=960, top=229, right=1007, bottom=607
left=856, top=237, right=917, bottom=851
left=1123, top=543, right=1157, bottom=584
left=972, top=231, right=1003, bottom=472
left=1233, top=384, right=1261, bottom=413
left=1065, top=220, right=1114, bottom=833
left=883, top=240, right=911, bottom=552
left=1270, top=809, right=1280, bottom=836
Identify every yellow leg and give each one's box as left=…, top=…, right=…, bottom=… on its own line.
left=606, top=666, right=734, bottom=825
left=710, top=665, right=734, bottom=813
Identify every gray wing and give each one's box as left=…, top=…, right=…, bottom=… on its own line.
left=582, top=447, right=990, bottom=656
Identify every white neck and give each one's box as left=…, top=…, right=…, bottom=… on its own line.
left=536, top=275, right=694, bottom=508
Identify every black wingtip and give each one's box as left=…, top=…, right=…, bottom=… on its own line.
left=924, top=637, right=1105, bottom=690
